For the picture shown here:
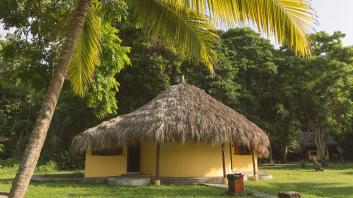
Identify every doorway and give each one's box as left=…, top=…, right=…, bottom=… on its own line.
left=127, top=143, right=140, bottom=173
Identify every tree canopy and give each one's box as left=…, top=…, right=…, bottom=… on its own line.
left=1, top=0, right=352, bottom=167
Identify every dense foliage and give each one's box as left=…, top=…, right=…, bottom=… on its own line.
left=1, top=3, right=353, bottom=166
left=115, top=28, right=353, bottom=162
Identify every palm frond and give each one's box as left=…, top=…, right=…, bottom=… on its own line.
left=129, top=0, right=218, bottom=72
left=69, top=1, right=101, bottom=96
left=179, top=0, right=316, bottom=56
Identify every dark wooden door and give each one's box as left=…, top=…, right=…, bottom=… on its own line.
left=127, top=143, right=140, bottom=172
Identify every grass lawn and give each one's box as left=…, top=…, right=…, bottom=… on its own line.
left=1, top=163, right=353, bottom=197
left=0, top=165, right=253, bottom=198
left=248, top=163, right=353, bottom=198
left=0, top=182, right=250, bottom=198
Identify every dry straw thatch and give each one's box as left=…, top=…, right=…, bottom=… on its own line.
left=0, top=135, right=8, bottom=143
left=300, top=132, right=337, bottom=150
left=72, top=83, right=270, bottom=157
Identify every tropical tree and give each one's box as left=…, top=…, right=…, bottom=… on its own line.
left=298, top=32, right=353, bottom=165
left=8, top=0, right=315, bottom=197
left=115, top=28, right=353, bottom=163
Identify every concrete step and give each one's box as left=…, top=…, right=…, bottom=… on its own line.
left=0, top=192, right=9, bottom=198
left=107, top=177, right=150, bottom=186
left=120, top=173, right=151, bottom=178
left=258, top=174, right=273, bottom=180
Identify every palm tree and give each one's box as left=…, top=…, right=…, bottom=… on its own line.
left=9, top=0, right=315, bottom=197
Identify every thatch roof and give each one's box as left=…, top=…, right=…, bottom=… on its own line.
left=72, top=83, right=270, bottom=157
left=0, top=135, right=8, bottom=143
left=300, top=132, right=337, bottom=150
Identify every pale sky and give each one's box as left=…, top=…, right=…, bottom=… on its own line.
left=1, top=0, right=353, bottom=46
left=311, top=0, right=353, bottom=46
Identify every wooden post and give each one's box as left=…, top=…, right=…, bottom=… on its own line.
left=155, top=143, right=161, bottom=186
left=229, top=143, right=233, bottom=171
left=221, top=144, right=227, bottom=184
left=251, top=150, right=258, bottom=181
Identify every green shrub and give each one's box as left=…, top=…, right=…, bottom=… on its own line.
left=53, top=151, right=83, bottom=170
left=35, top=160, right=58, bottom=173
left=0, top=157, right=18, bottom=167
left=0, top=158, right=19, bottom=178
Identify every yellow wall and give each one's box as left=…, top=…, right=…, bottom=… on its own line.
left=232, top=155, right=257, bottom=173
left=84, top=143, right=257, bottom=178
left=140, top=142, right=251, bottom=177
left=84, top=147, right=127, bottom=177
left=307, top=149, right=329, bottom=160
left=140, top=142, right=156, bottom=176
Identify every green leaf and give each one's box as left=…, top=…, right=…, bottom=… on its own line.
left=69, top=0, right=102, bottom=96
left=129, top=0, right=218, bottom=72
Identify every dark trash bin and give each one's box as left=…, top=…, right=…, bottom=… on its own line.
left=227, top=173, right=244, bottom=194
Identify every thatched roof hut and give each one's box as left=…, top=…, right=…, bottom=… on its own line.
left=0, top=135, right=8, bottom=143
left=72, top=83, right=269, bottom=157
left=300, top=132, right=337, bottom=150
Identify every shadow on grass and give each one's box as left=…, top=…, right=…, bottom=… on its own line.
left=342, top=170, right=353, bottom=175
left=26, top=183, right=239, bottom=198
left=1, top=176, right=255, bottom=198
left=260, top=163, right=300, bottom=170
left=260, top=162, right=353, bottom=171
left=250, top=182, right=353, bottom=198
left=0, top=178, right=12, bottom=184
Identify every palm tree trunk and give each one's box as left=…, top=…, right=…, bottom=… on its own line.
left=282, top=145, right=288, bottom=162
left=9, top=0, right=91, bottom=197
left=336, top=145, right=344, bottom=163
left=269, top=146, right=274, bottom=164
